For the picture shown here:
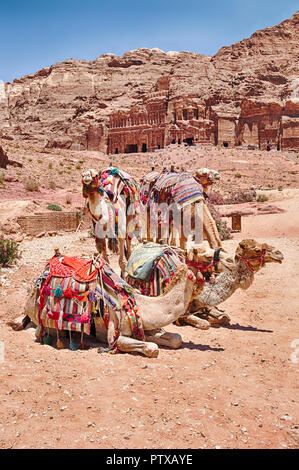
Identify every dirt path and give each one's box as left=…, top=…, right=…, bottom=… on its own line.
left=0, top=195, right=298, bottom=449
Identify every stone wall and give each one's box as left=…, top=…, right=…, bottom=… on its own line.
left=17, top=211, right=81, bottom=236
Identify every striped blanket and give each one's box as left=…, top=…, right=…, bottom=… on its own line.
left=146, top=170, right=204, bottom=208
left=100, top=167, right=140, bottom=205
left=36, top=254, right=144, bottom=347
left=125, top=242, right=185, bottom=296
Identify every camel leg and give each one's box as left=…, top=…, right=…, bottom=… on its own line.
left=179, top=232, right=187, bottom=250
left=145, top=330, right=182, bottom=349
left=126, top=235, right=132, bottom=261
left=96, top=238, right=108, bottom=262
left=202, top=202, right=222, bottom=249
left=106, top=309, right=159, bottom=357
left=180, top=314, right=210, bottom=330
left=117, top=335, right=159, bottom=357
left=118, top=238, right=127, bottom=277
left=147, top=206, right=153, bottom=242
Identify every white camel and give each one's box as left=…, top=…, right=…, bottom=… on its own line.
left=10, top=249, right=205, bottom=358
left=82, top=168, right=140, bottom=276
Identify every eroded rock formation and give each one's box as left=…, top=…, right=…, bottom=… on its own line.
left=0, top=13, right=298, bottom=153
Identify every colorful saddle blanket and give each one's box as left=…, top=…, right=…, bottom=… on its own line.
left=100, top=167, right=140, bottom=205
left=145, top=170, right=204, bottom=208
left=36, top=254, right=144, bottom=347
left=125, top=242, right=185, bottom=296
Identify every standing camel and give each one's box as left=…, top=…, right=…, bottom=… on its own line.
left=82, top=167, right=140, bottom=276
left=140, top=168, right=222, bottom=249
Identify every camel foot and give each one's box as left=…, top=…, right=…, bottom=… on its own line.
left=144, top=343, right=159, bottom=358
left=191, top=307, right=231, bottom=326
left=145, top=330, right=182, bottom=349
left=175, top=315, right=210, bottom=330
left=116, top=335, right=159, bottom=358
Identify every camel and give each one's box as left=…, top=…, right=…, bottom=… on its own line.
left=82, top=168, right=140, bottom=276
left=186, top=239, right=284, bottom=327
left=140, top=167, right=222, bottom=249
left=10, top=248, right=205, bottom=358
left=124, top=239, right=283, bottom=329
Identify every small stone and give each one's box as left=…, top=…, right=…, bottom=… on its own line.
left=280, top=414, right=292, bottom=421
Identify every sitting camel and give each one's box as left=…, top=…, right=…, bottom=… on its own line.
left=140, top=167, right=222, bottom=249
left=10, top=248, right=205, bottom=358
left=125, top=239, right=283, bottom=329
left=82, top=167, right=140, bottom=276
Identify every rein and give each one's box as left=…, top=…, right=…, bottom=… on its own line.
left=235, top=249, right=266, bottom=273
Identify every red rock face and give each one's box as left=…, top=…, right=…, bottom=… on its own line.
left=0, top=13, right=298, bottom=152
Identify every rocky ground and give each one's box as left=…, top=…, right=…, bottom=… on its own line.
left=0, top=144, right=298, bottom=449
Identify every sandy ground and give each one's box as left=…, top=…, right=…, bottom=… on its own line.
left=0, top=146, right=298, bottom=449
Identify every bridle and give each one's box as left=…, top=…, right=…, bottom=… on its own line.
left=235, top=249, right=266, bottom=273
left=82, top=176, right=105, bottom=198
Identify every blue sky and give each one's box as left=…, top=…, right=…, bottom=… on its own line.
left=0, top=0, right=298, bottom=82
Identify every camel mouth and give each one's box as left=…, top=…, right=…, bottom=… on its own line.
left=82, top=177, right=93, bottom=186
left=267, top=252, right=284, bottom=263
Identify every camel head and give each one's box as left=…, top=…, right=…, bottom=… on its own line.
left=235, top=239, right=283, bottom=272
left=194, top=168, right=220, bottom=190
left=82, top=169, right=105, bottom=198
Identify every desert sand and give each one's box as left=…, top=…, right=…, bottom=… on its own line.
left=0, top=143, right=298, bottom=449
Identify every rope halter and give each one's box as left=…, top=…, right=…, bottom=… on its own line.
left=235, top=249, right=266, bottom=273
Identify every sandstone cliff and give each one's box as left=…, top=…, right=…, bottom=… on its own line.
left=0, top=12, right=298, bottom=153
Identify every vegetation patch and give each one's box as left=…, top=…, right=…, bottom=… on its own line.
left=47, top=204, right=62, bottom=211
left=0, top=237, right=20, bottom=267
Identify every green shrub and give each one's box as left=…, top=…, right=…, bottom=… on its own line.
left=234, top=173, right=242, bottom=178
left=49, top=180, right=56, bottom=190
left=48, top=162, right=53, bottom=170
left=0, top=237, right=20, bottom=267
left=257, top=194, right=269, bottom=202
left=0, top=171, right=5, bottom=186
left=47, top=204, right=62, bottom=211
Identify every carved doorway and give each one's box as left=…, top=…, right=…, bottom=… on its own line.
left=142, top=143, right=147, bottom=153
left=125, top=144, right=138, bottom=153
left=184, top=137, right=194, bottom=146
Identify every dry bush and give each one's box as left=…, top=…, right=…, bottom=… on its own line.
left=66, top=193, right=72, bottom=204
left=24, top=178, right=39, bottom=192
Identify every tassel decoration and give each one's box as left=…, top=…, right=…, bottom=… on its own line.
left=63, top=287, right=73, bottom=299
left=69, top=330, right=79, bottom=351
left=80, top=313, right=89, bottom=323
left=43, top=285, right=51, bottom=296
left=88, top=290, right=96, bottom=302
left=44, top=334, right=52, bottom=345
left=56, top=330, right=64, bottom=349
left=54, top=285, right=63, bottom=298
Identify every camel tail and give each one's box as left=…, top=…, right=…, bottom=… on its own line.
left=7, top=315, right=31, bottom=331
